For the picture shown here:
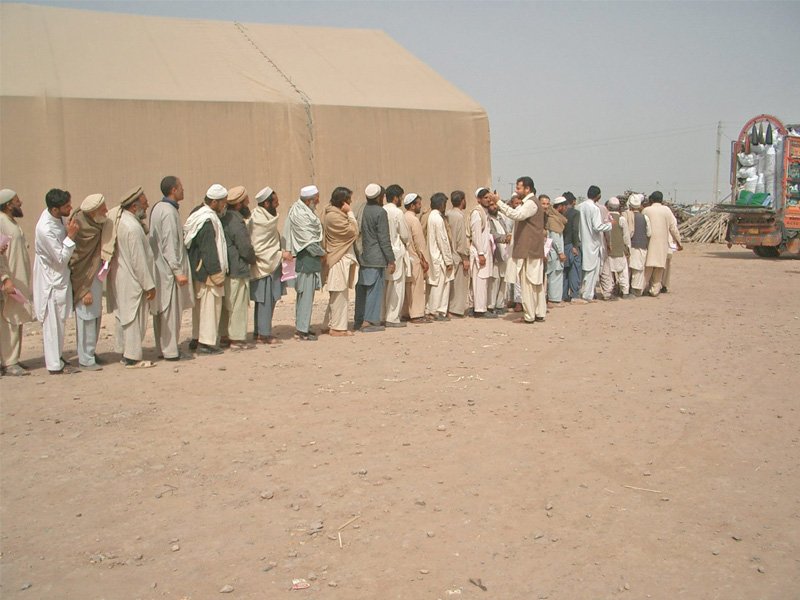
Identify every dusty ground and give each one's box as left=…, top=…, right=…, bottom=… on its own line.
left=1, top=243, right=798, bottom=599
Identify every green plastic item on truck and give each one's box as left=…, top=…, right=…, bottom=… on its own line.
left=737, top=191, right=770, bottom=206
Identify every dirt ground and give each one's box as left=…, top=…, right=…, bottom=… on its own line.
left=1, top=243, right=798, bottom=599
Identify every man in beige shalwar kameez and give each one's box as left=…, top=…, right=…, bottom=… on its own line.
left=402, top=193, right=430, bottom=324
left=322, top=186, right=359, bottom=336
left=426, top=193, right=454, bottom=321
left=642, top=191, right=682, bottom=297
left=446, top=191, right=470, bottom=317
left=108, top=186, right=157, bottom=368
left=0, top=189, right=33, bottom=376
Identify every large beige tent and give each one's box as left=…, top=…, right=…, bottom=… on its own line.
left=0, top=3, right=491, bottom=240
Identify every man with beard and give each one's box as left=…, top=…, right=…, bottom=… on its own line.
left=185, top=184, right=228, bottom=354
left=69, top=193, right=108, bottom=370
left=249, top=186, right=286, bottom=345
left=219, top=186, right=256, bottom=350
left=599, top=196, right=631, bottom=300
left=494, top=177, right=547, bottom=323
left=626, top=193, right=649, bottom=296
left=446, top=190, right=470, bottom=317
left=487, top=196, right=511, bottom=315
left=322, top=186, right=359, bottom=336
left=33, top=188, right=80, bottom=374
left=401, top=192, right=430, bottom=324
left=425, top=192, right=454, bottom=321
left=108, top=186, right=157, bottom=368
left=149, top=176, right=194, bottom=361
left=469, top=188, right=497, bottom=318
left=382, top=184, right=410, bottom=328
left=545, top=195, right=568, bottom=307
left=0, top=189, right=33, bottom=376
left=354, top=184, right=394, bottom=333
left=284, top=185, right=324, bottom=341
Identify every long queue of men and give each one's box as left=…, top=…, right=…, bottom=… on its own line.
left=0, top=176, right=681, bottom=376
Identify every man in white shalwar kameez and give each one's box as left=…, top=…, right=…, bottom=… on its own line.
left=0, top=189, right=33, bottom=376
left=382, top=184, right=411, bottom=327
left=425, top=193, right=454, bottom=320
left=33, top=189, right=79, bottom=374
left=494, top=177, right=547, bottom=323
left=469, top=188, right=497, bottom=318
left=150, top=176, right=194, bottom=361
left=108, top=187, right=157, bottom=367
left=487, top=199, right=511, bottom=315
left=575, top=185, right=611, bottom=303
left=626, top=194, right=650, bottom=296
left=599, top=197, right=631, bottom=299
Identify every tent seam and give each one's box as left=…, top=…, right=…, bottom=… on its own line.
left=234, top=21, right=315, bottom=181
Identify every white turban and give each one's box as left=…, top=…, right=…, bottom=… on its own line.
left=206, top=184, right=228, bottom=201
left=607, top=196, right=620, bottom=210
left=628, top=193, right=643, bottom=208
left=80, top=193, right=105, bottom=212
left=256, top=186, right=274, bottom=203
left=475, top=187, right=489, bottom=198
left=365, top=183, right=382, bottom=200
left=0, top=188, right=16, bottom=206
left=300, top=185, right=319, bottom=199
left=553, top=195, right=567, bottom=206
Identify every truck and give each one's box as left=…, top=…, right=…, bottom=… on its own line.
left=715, top=114, right=800, bottom=257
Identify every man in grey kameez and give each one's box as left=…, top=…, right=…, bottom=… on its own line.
left=283, top=185, right=323, bottom=341
left=150, top=176, right=194, bottom=361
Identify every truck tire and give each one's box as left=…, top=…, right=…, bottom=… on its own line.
left=753, top=246, right=779, bottom=258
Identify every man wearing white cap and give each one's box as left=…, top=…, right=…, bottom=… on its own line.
left=599, top=197, right=631, bottom=300
left=355, top=184, right=395, bottom=332
left=184, top=184, right=229, bottom=354
left=219, top=186, right=255, bottom=349
left=626, top=193, right=650, bottom=296
left=108, top=186, right=157, bottom=368
left=401, top=192, right=430, bottom=323
left=0, top=189, right=33, bottom=376
left=487, top=196, right=511, bottom=315
left=545, top=195, right=569, bottom=307
left=469, top=188, right=497, bottom=318
left=69, top=193, right=108, bottom=370
left=33, top=188, right=80, bottom=374
left=284, top=185, right=323, bottom=341
left=149, top=176, right=194, bottom=361
left=382, top=184, right=410, bottom=328
left=249, top=186, right=286, bottom=344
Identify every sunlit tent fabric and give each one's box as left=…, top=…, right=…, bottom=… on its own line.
left=0, top=3, right=491, bottom=241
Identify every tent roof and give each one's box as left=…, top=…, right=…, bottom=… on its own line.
left=0, top=3, right=483, bottom=112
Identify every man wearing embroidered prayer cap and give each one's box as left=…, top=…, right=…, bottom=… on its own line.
left=599, top=196, right=631, bottom=300
left=218, top=185, right=255, bottom=350
left=108, top=186, right=157, bottom=368
left=283, top=185, right=323, bottom=341
left=354, top=183, right=394, bottom=333
left=381, top=184, right=410, bottom=328
left=0, top=189, right=33, bottom=376
left=149, top=176, right=194, bottom=362
left=401, top=192, right=430, bottom=324
left=626, top=193, right=649, bottom=296
left=68, top=193, right=108, bottom=370
left=33, top=188, right=80, bottom=374
left=185, top=184, right=229, bottom=354
left=249, top=186, right=286, bottom=344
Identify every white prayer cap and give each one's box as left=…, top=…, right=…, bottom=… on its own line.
left=628, top=193, right=643, bottom=208
left=403, top=193, right=419, bottom=207
left=0, top=188, right=16, bottom=206
left=80, top=193, right=105, bottom=212
left=256, top=186, right=274, bottom=203
left=607, top=196, right=620, bottom=210
left=206, top=184, right=228, bottom=201
left=475, top=187, right=489, bottom=198
left=365, top=183, right=382, bottom=200
left=552, top=195, right=567, bottom=206
left=300, top=185, right=319, bottom=199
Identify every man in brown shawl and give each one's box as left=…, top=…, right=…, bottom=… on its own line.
left=322, top=186, right=359, bottom=336
left=69, top=193, right=108, bottom=370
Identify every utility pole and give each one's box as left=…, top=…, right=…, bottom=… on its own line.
left=713, top=120, right=722, bottom=204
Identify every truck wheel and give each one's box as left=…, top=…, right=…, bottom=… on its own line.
left=753, top=246, right=779, bottom=258
left=753, top=246, right=766, bottom=257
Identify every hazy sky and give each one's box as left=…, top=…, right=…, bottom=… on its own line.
left=19, top=0, right=800, bottom=202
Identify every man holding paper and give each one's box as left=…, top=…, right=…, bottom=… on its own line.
left=0, top=189, right=32, bottom=376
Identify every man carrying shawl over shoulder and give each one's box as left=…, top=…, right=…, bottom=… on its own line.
left=321, top=186, right=359, bottom=336
left=249, top=186, right=286, bottom=345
